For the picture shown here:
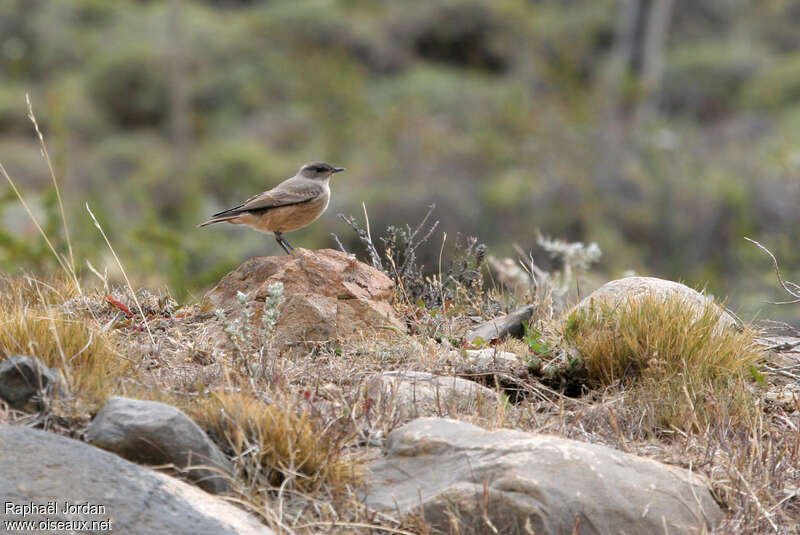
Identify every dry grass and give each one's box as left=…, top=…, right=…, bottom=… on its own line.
left=189, top=390, right=361, bottom=498
left=560, top=293, right=765, bottom=432
left=1, top=271, right=797, bottom=533
left=0, top=275, right=125, bottom=406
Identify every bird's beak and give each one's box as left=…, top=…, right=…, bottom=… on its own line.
left=332, top=167, right=345, bottom=173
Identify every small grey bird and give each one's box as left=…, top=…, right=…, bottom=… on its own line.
left=198, top=162, right=344, bottom=254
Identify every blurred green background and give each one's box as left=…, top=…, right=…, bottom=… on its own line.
left=0, top=0, right=798, bottom=323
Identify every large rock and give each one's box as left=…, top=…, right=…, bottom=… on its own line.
left=0, top=355, right=65, bottom=411
left=362, top=371, right=498, bottom=421
left=0, top=425, right=272, bottom=535
left=203, top=248, right=405, bottom=344
left=365, top=418, right=723, bottom=535
left=574, top=276, right=739, bottom=330
left=87, top=397, right=232, bottom=494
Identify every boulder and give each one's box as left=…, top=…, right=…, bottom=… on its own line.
left=466, top=305, right=535, bottom=344
left=87, top=397, right=232, bottom=494
left=0, top=355, right=65, bottom=411
left=0, top=425, right=272, bottom=535
left=203, top=248, right=405, bottom=344
left=573, top=276, right=739, bottom=330
left=362, top=371, right=498, bottom=420
left=365, top=418, right=723, bottom=535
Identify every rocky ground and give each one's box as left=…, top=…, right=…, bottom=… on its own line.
left=1, top=248, right=799, bottom=534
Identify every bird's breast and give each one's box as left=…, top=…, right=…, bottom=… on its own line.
left=261, top=187, right=330, bottom=232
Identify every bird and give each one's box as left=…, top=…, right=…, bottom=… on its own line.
left=198, top=161, right=344, bottom=254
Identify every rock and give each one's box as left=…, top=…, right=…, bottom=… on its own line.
left=465, top=305, right=535, bottom=344
left=461, top=348, right=524, bottom=368
left=203, top=248, right=405, bottom=344
left=0, top=355, right=65, bottom=410
left=444, top=348, right=528, bottom=376
left=573, top=276, right=739, bottom=330
left=0, top=424, right=273, bottom=535
left=442, top=349, right=531, bottom=403
left=365, top=418, right=723, bottom=535
left=87, top=397, right=232, bottom=494
left=448, top=348, right=529, bottom=379
left=362, top=371, right=498, bottom=420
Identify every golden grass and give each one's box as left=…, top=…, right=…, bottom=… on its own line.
left=189, top=390, right=361, bottom=498
left=562, top=293, right=765, bottom=431
left=0, top=275, right=125, bottom=405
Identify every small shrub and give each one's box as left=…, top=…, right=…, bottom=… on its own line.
left=661, top=43, right=759, bottom=120
left=340, top=205, right=493, bottom=311
left=213, top=282, right=283, bottom=378
left=393, top=1, right=513, bottom=73
left=561, top=293, right=764, bottom=431
left=523, top=323, right=552, bottom=358
left=89, top=48, right=168, bottom=128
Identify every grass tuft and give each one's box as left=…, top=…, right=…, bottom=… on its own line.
left=189, top=391, right=360, bottom=498
left=561, top=293, right=765, bottom=431
left=0, top=275, right=124, bottom=406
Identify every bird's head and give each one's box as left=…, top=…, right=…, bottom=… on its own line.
left=299, top=162, right=345, bottom=180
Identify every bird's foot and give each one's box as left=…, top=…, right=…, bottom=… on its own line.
left=274, top=232, right=294, bottom=255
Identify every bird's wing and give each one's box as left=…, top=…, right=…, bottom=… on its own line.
left=211, top=180, right=323, bottom=217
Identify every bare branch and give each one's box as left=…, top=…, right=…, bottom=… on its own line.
left=330, top=233, right=348, bottom=254
left=338, top=213, right=383, bottom=270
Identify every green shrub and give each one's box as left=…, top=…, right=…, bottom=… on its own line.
left=662, top=43, right=761, bottom=120
left=741, top=54, right=800, bottom=110
left=89, top=48, right=168, bottom=128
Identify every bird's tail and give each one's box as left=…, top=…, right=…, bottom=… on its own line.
left=197, top=216, right=236, bottom=228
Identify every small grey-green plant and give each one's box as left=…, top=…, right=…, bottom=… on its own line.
left=216, top=290, right=254, bottom=354
left=261, top=282, right=284, bottom=334
left=215, top=286, right=284, bottom=378
left=494, top=235, right=601, bottom=316
left=535, top=235, right=601, bottom=297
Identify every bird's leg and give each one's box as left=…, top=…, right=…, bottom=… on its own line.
left=274, top=232, right=294, bottom=255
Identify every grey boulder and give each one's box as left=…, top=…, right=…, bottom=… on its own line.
left=574, top=276, right=739, bottom=330
left=0, top=354, right=65, bottom=410
left=365, top=418, right=723, bottom=535
left=0, top=424, right=272, bottom=535
left=87, top=397, right=232, bottom=494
